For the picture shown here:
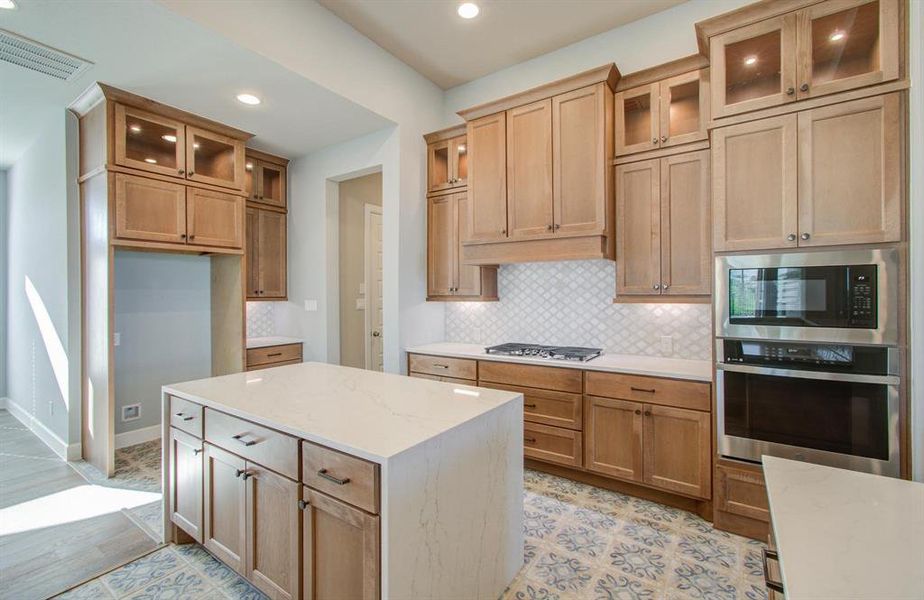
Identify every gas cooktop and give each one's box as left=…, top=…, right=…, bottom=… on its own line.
left=485, top=343, right=603, bottom=362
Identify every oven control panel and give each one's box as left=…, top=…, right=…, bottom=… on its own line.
left=847, top=266, right=877, bottom=328
left=722, top=339, right=890, bottom=375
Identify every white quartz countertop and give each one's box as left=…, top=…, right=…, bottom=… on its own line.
left=763, top=456, right=924, bottom=600
left=246, top=336, right=303, bottom=349
left=163, top=362, right=522, bottom=463
left=405, top=342, right=712, bottom=382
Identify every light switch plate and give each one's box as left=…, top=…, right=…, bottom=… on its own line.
left=304, top=299, right=318, bottom=312
left=113, top=332, right=121, bottom=346
left=359, top=282, right=366, bottom=295
left=355, top=298, right=366, bottom=310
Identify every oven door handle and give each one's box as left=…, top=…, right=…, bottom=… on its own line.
left=716, top=362, right=899, bottom=386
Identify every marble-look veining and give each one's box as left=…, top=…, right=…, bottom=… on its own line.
left=763, top=456, right=924, bottom=600
left=163, top=361, right=522, bottom=462
left=245, top=336, right=303, bottom=349
left=406, top=342, right=713, bottom=382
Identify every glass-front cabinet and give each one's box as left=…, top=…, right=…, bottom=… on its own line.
left=186, top=126, right=245, bottom=190
left=710, top=0, right=899, bottom=118
left=245, top=158, right=286, bottom=209
left=615, top=83, right=658, bottom=155
left=115, top=105, right=186, bottom=178
left=427, top=135, right=468, bottom=194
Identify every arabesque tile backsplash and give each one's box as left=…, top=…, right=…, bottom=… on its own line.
left=445, top=260, right=712, bottom=360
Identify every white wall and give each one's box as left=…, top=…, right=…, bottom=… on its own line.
left=5, top=111, right=81, bottom=456
left=0, top=169, right=7, bottom=398
left=113, top=251, right=212, bottom=436
left=909, top=0, right=923, bottom=482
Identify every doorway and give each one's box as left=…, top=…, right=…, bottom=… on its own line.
left=337, top=172, right=383, bottom=371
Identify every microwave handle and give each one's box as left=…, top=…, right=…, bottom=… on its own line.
left=716, top=362, right=899, bottom=386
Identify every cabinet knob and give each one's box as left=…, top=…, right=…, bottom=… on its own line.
left=501, top=229, right=506, bottom=235
left=800, top=83, right=809, bottom=92
left=652, top=283, right=661, bottom=290
left=662, top=284, right=670, bottom=290
left=178, top=169, right=185, bottom=175
left=644, top=411, right=652, bottom=417
left=180, top=234, right=187, bottom=239
left=193, top=448, right=202, bottom=455
left=554, top=224, right=560, bottom=230
left=188, top=171, right=194, bottom=176
left=298, top=499, right=310, bottom=510
left=660, top=136, right=667, bottom=143
left=547, top=224, right=553, bottom=231
left=652, top=138, right=658, bottom=144
left=787, top=233, right=797, bottom=241
left=786, top=87, right=795, bottom=96
left=634, top=409, right=641, bottom=415
left=801, top=232, right=811, bottom=240
left=189, top=235, right=196, bottom=240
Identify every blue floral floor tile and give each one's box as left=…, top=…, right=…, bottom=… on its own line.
left=593, top=573, right=660, bottom=600
left=531, top=551, right=593, bottom=593
left=124, top=566, right=212, bottom=600
left=102, top=547, right=183, bottom=596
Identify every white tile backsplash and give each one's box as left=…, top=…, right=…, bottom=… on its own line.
left=445, top=260, right=712, bottom=360
left=246, top=302, right=276, bottom=338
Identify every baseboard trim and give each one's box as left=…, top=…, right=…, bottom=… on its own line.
left=115, top=424, right=161, bottom=449
left=1, top=397, right=81, bottom=461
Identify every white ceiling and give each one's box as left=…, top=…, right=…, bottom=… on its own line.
left=317, top=0, right=687, bottom=89
left=0, top=0, right=393, bottom=168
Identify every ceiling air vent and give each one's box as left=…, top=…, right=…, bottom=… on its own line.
left=0, top=29, right=92, bottom=81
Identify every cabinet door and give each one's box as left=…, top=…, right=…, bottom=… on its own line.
left=796, top=93, right=901, bottom=246
left=427, top=194, right=455, bottom=297
left=642, top=404, right=711, bottom=499
left=186, top=187, right=244, bottom=249
left=454, top=193, right=483, bottom=297
left=114, top=104, right=186, bottom=178
left=615, top=83, right=659, bottom=155
left=186, top=126, right=245, bottom=190
left=427, top=140, right=453, bottom=194
left=203, top=443, right=247, bottom=574
left=302, top=487, right=380, bottom=600
left=715, top=462, right=769, bottom=523
left=466, top=113, right=508, bottom=241
left=710, top=14, right=798, bottom=118
left=583, top=396, right=643, bottom=482
left=246, top=208, right=261, bottom=298
left=257, top=210, right=287, bottom=298
left=451, top=135, right=468, bottom=188
left=659, top=69, right=709, bottom=148
left=249, top=160, right=287, bottom=209
left=169, top=427, right=203, bottom=543
left=506, top=99, right=554, bottom=238
left=712, top=114, right=799, bottom=251
left=553, top=84, right=607, bottom=236
left=615, top=159, right=661, bottom=296
left=660, top=150, right=711, bottom=296
left=114, top=173, right=186, bottom=243
left=246, top=464, right=300, bottom=600
left=796, top=0, right=899, bottom=100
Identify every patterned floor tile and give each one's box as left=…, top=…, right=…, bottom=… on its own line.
left=607, top=540, right=668, bottom=582
left=530, top=550, right=594, bottom=594
left=677, top=532, right=741, bottom=570
left=123, top=566, right=212, bottom=599
left=102, top=547, right=183, bottom=596
left=667, top=560, right=740, bottom=600
left=554, top=524, right=608, bottom=559
left=593, top=572, right=661, bottom=600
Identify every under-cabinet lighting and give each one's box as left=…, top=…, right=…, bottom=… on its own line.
left=0, top=0, right=17, bottom=10
left=744, top=55, right=758, bottom=66
left=236, top=93, right=262, bottom=105
left=457, top=2, right=479, bottom=19
left=245, top=162, right=253, bottom=171
left=457, top=144, right=466, bottom=152
left=453, top=388, right=480, bottom=397
left=144, top=158, right=157, bottom=164
left=829, top=30, right=846, bottom=42
left=162, top=134, right=177, bottom=143
left=129, top=124, right=142, bottom=133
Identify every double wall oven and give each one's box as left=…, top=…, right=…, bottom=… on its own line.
left=715, top=248, right=900, bottom=476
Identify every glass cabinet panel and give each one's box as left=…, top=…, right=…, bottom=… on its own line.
left=624, top=91, right=653, bottom=146
left=659, top=69, right=708, bottom=148
left=667, top=79, right=700, bottom=138
left=615, top=84, right=658, bottom=155
left=186, top=127, right=243, bottom=190
left=453, top=136, right=468, bottom=185
left=260, top=163, right=285, bottom=207
left=724, top=30, right=783, bottom=106
left=427, top=141, right=451, bottom=193
left=115, top=104, right=185, bottom=178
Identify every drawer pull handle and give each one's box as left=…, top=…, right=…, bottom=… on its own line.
left=232, top=433, right=258, bottom=447
left=524, top=403, right=537, bottom=409
left=762, top=548, right=785, bottom=594
left=318, top=468, right=351, bottom=485
left=433, top=364, right=450, bottom=369
left=266, top=352, right=283, bottom=358
left=524, top=437, right=536, bottom=443
left=297, top=499, right=310, bottom=510
left=236, top=469, right=252, bottom=480
left=175, top=412, right=195, bottom=421
left=631, top=387, right=656, bottom=393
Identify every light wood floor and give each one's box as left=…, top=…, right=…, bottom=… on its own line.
left=0, top=410, right=159, bottom=600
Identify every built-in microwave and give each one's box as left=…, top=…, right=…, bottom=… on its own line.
left=715, top=248, right=898, bottom=345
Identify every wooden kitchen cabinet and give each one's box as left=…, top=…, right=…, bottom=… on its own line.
left=703, top=0, right=899, bottom=119
left=187, top=187, right=244, bottom=249
left=465, top=112, right=508, bottom=242
left=168, top=427, right=203, bottom=543
left=246, top=464, right=300, bottom=600
left=203, top=443, right=247, bottom=574
left=642, top=404, right=711, bottom=499
left=427, top=135, right=468, bottom=194
left=506, top=99, right=554, bottom=239
left=426, top=192, right=497, bottom=301
left=301, top=486, right=380, bottom=600
left=246, top=157, right=287, bottom=210
left=616, top=149, right=710, bottom=299
left=615, top=84, right=659, bottom=155
left=246, top=207, right=287, bottom=299
left=186, top=126, right=245, bottom=190
left=114, top=104, right=186, bottom=178
left=114, top=172, right=187, bottom=244
left=714, top=459, right=770, bottom=540
left=584, top=396, right=644, bottom=482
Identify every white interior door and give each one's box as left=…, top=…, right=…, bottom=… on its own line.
left=364, top=205, right=384, bottom=371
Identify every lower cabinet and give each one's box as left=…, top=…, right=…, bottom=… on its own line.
left=714, top=459, right=770, bottom=540
left=523, top=422, right=583, bottom=467
left=203, top=443, right=247, bottom=573
left=583, top=396, right=643, bottom=482
left=169, top=427, right=203, bottom=543
left=301, top=487, right=380, bottom=600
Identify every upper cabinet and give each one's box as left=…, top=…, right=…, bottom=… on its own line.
left=615, top=65, right=709, bottom=156
left=245, top=150, right=288, bottom=210
left=186, top=127, right=245, bottom=190
left=457, top=64, right=618, bottom=265
left=244, top=149, right=289, bottom=301
left=426, top=135, right=468, bottom=193
left=701, top=0, right=900, bottom=119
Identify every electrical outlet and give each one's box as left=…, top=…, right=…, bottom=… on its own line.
left=660, top=335, right=673, bottom=355
left=122, top=404, right=140, bottom=422
left=113, top=332, right=121, bottom=346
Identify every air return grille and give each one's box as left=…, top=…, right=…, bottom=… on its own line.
left=0, top=29, right=91, bottom=81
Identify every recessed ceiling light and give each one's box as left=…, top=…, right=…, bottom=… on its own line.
left=162, top=134, right=177, bottom=143
left=744, top=55, right=758, bottom=66
left=457, top=2, right=479, bottom=19
left=144, top=158, right=157, bottom=164
left=236, top=93, right=261, bottom=106
left=0, top=0, right=17, bottom=10
left=829, top=30, right=846, bottom=42
left=129, top=124, right=142, bottom=133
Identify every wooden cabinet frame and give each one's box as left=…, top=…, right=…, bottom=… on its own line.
left=246, top=464, right=300, bottom=600
left=114, top=173, right=187, bottom=244
left=506, top=99, right=554, bottom=239
left=169, top=427, right=203, bottom=543
left=186, top=126, right=246, bottom=190
left=186, top=187, right=245, bottom=249
left=203, top=443, right=247, bottom=574
left=114, top=104, right=187, bottom=178
left=659, top=69, right=710, bottom=148
left=615, top=83, right=660, bottom=155
left=426, top=192, right=498, bottom=301
left=465, top=113, right=508, bottom=242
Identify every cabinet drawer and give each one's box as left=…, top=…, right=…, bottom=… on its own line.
left=407, top=354, right=476, bottom=380
left=479, top=361, right=582, bottom=393
left=409, top=372, right=477, bottom=385
left=715, top=461, right=769, bottom=522
left=483, top=382, right=581, bottom=430
left=585, top=371, right=710, bottom=411
left=246, top=358, right=302, bottom=372
left=204, top=408, right=298, bottom=480
left=246, top=343, right=302, bottom=367
left=302, top=441, right=380, bottom=514
left=170, top=396, right=203, bottom=438
left=523, top=422, right=583, bottom=468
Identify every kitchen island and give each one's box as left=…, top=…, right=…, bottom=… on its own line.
left=161, top=362, right=524, bottom=600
